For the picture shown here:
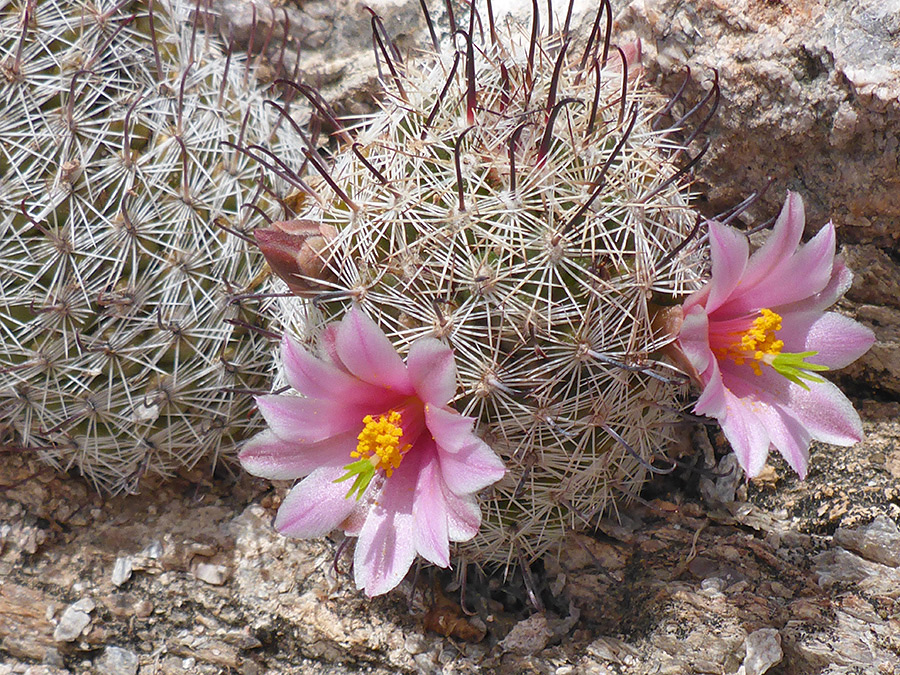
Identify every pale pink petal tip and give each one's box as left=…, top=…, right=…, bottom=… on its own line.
left=275, top=467, right=358, bottom=538
left=407, top=338, right=457, bottom=404
left=439, top=439, right=506, bottom=494
left=335, top=306, right=413, bottom=393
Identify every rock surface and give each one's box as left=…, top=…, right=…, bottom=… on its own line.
left=616, top=0, right=900, bottom=243
left=834, top=515, right=900, bottom=568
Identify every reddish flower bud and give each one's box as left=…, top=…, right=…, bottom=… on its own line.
left=253, top=220, right=336, bottom=295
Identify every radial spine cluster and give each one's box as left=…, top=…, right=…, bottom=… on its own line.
left=267, top=2, right=713, bottom=565
left=0, top=0, right=305, bottom=491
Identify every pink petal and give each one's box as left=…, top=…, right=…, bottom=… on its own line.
left=705, top=221, right=749, bottom=313
left=274, top=466, right=360, bottom=537
left=722, top=376, right=812, bottom=478
left=676, top=305, right=713, bottom=377
left=406, top=338, right=457, bottom=404
left=779, top=311, right=875, bottom=369
left=320, top=324, right=348, bottom=371
left=739, top=191, right=806, bottom=291
left=256, top=394, right=368, bottom=444
left=776, top=377, right=864, bottom=447
left=605, top=39, right=643, bottom=79
left=718, top=364, right=861, bottom=477
left=764, top=409, right=811, bottom=479
left=335, top=306, right=413, bottom=394
left=239, top=429, right=356, bottom=480
left=353, top=450, right=419, bottom=596
left=696, top=356, right=806, bottom=477
left=425, top=404, right=480, bottom=454
left=341, top=497, right=372, bottom=537
left=437, top=437, right=505, bottom=495
left=777, top=256, right=853, bottom=316
left=692, top=357, right=728, bottom=420
left=724, top=222, right=835, bottom=316
left=413, top=445, right=450, bottom=567
left=444, top=489, right=482, bottom=542
left=681, top=284, right=711, bottom=316
left=718, top=386, right=773, bottom=477
left=282, top=334, right=387, bottom=404
left=621, top=38, right=643, bottom=69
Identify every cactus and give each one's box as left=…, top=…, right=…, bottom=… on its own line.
left=0, top=0, right=306, bottom=492
left=260, top=2, right=713, bottom=567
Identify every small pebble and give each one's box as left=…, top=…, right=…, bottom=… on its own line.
left=738, top=628, right=783, bottom=675
left=143, top=541, right=163, bottom=559
left=700, top=577, right=725, bottom=596
left=95, top=646, right=139, bottom=675
left=43, top=647, right=65, bottom=668
left=499, top=614, right=553, bottom=655
left=404, top=635, right=429, bottom=655
left=112, top=556, right=134, bottom=587
left=193, top=562, right=229, bottom=586
left=53, top=599, right=95, bottom=642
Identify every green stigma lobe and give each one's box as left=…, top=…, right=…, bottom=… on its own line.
left=334, top=458, right=377, bottom=501
left=771, top=351, right=829, bottom=389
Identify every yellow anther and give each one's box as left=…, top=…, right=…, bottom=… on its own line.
left=351, top=410, right=411, bottom=477
left=721, top=309, right=785, bottom=376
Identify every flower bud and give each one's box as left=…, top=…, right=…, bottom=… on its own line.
left=253, top=219, right=336, bottom=295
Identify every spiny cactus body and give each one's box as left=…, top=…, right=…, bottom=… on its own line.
left=265, top=3, right=709, bottom=566
left=0, top=0, right=305, bottom=491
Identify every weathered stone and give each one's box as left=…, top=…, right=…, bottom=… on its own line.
left=700, top=454, right=741, bottom=506
left=52, top=599, right=94, bottom=642
left=616, top=0, right=900, bottom=242
left=846, top=304, right=900, bottom=394
left=43, top=647, right=65, bottom=668
left=404, top=634, right=430, bottom=655
left=815, top=547, right=900, bottom=597
left=111, top=556, right=134, bottom=587
left=1, top=666, right=69, bottom=675
left=833, top=515, right=900, bottom=567
left=95, top=646, right=139, bottom=675
left=842, top=245, right=900, bottom=311
left=192, top=562, right=230, bottom=586
left=498, top=614, right=554, bottom=655
left=738, top=628, right=783, bottom=675
left=0, top=583, right=58, bottom=661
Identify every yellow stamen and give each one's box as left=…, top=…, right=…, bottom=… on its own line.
left=351, top=410, right=411, bottom=477
left=717, top=309, right=785, bottom=376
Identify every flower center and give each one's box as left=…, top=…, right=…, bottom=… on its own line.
left=720, top=308, right=785, bottom=376
left=715, top=308, right=829, bottom=388
left=334, top=410, right=412, bottom=500
left=351, top=411, right=411, bottom=477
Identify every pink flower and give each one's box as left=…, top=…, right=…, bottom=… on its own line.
left=239, top=306, right=505, bottom=596
left=674, top=192, right=874, bottom=479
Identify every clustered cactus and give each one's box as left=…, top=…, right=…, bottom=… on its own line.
left=0, top=0, right=719, bottom=571
left=261, top=2, right=713, bottom=566
left=0, top=0, right=306, bottom=491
